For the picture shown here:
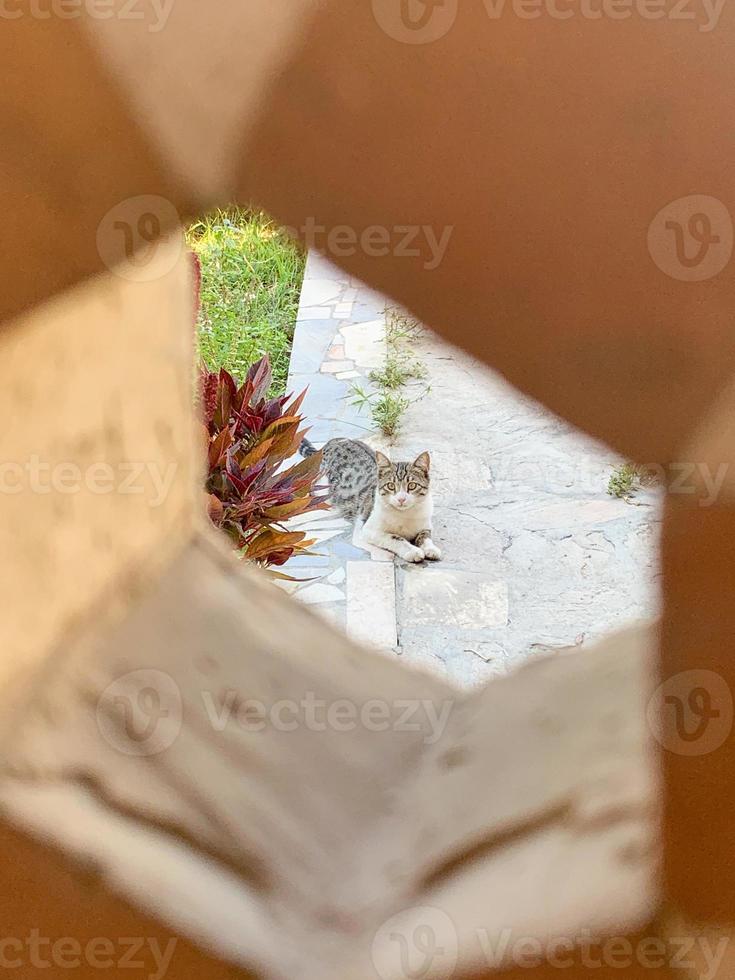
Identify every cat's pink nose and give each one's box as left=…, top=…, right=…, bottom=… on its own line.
left=396, top=493, right=408, bottom=505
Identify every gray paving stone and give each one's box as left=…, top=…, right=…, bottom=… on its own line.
left=389, top=325, right=661, bottom=678
left=300, top=306, right=334, bottom=320
left=304, top=253, right=349, bottom=281
left=298, top=583, right=346, bottom=605
left=287, top=319, right=337, bottom=376
left=299, top=278, right=344, bottom=307
left=346, top=561, right=397, bottom=651
left=399, top=567, right=509, bottom=630
left=283, top=253, right=660, bottom=687
left=320, top=360, right=355, bottom=374
left=340, top=320, right=385, bottom=370
left=309, top=529, right=345, bottom=546
left=345, top=305, right=388, bottom=325
left=312, top=603, right=347, bottom=631
left=284, top=554, right=331, bottom=569
left=330, top=539, right=369, bottom=561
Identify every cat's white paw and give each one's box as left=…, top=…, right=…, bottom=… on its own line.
left=403, top=545, right=425, bottom=563
left=422, top=543, right=442, bottom=561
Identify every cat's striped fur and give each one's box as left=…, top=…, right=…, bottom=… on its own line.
left=300, top=437, right=441, bottom=562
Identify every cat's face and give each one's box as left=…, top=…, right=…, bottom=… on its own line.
left=375, top=451, right=431, bottom=510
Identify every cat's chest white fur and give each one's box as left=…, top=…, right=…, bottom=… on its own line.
left=365, top=492, right=434, bottom=538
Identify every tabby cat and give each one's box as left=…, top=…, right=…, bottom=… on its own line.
left=301, top=438, right=441, bottom=563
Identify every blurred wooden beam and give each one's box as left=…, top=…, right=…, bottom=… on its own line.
left=0, top=245, right=197, bottom=706
left=0, top=18, right=189, bottom=324
left=0, top=816, right=255, bottom=978
left=239, top=0, right=735, bottom=464
left=2, top=1, right=735, bottom=974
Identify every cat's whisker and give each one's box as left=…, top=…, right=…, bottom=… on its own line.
left=299, top=437, right=440, bottom=565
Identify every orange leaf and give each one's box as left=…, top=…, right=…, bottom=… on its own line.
left=265, top=498, right=314, bottom=520
left=239, top=437, right=275, bottom=469
left=244, top=529, right=308, bottom=561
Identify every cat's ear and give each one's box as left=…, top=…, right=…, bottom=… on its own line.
left=413, top=451, right=431, bottom=473
left=375, top=451, right=391, bottom=469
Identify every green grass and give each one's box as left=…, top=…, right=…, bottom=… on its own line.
left=608, top=462, right=640, bottom=499
left=350, top=308, right=429, bottom=438
left=369, top=353, right=427, bottom=390
left=372, top=393, right=410, bottom=437
left=187, top=209, right=305, bottom=394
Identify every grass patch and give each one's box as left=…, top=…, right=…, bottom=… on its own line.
left=385, top=309, right=423, bottom=346
left=608, top=462, right=641, bottom=499
left=350, top=308, right=429, bottom=438
left=349, top=384, right=411, bottom=438
left=187, top=208, right=305, bottom=394
left=371, top=393, right=410, bottom=437
left=369, top=353, right=427, bottom=390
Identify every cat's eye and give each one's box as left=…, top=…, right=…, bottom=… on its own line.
left=408, top=482, right=418, bottom=491
left=385, top=483, right=395, bottom=492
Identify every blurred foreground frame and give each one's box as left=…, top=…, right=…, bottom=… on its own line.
left=0, top=2, right=734, bottom=978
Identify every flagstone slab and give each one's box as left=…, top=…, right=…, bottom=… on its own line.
left=346, top=561, right=397, bottom=651
left=340, top=320, right=386, bottom=370
left=400, top=568, right=509, bottom=630
left=299, top=278, right=343, bottom=307
left=298, top=583, right=345, bottom=605
left=281, top=253, right=661, bottom=685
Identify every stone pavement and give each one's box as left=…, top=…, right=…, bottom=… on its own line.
left=280, top=253, right=662, bottom=688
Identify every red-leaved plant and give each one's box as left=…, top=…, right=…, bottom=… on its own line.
left=200, top=356, right=328, bottom=567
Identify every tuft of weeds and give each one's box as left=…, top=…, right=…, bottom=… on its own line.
left=608, top=462, right=641, bottom=499
left=386, top=309, right=423, bottom=346
left=369, top=354, right=427, bottom=390
left=371, top=393, right=410, bottom=437
left=349, top=308, right=430, bottom=438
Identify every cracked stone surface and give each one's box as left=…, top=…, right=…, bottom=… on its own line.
left=280, top=253, right=661, bottom=689
left=279, top=252, right=391, bottom=641
left=388, top=327, right=662, bottom=686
